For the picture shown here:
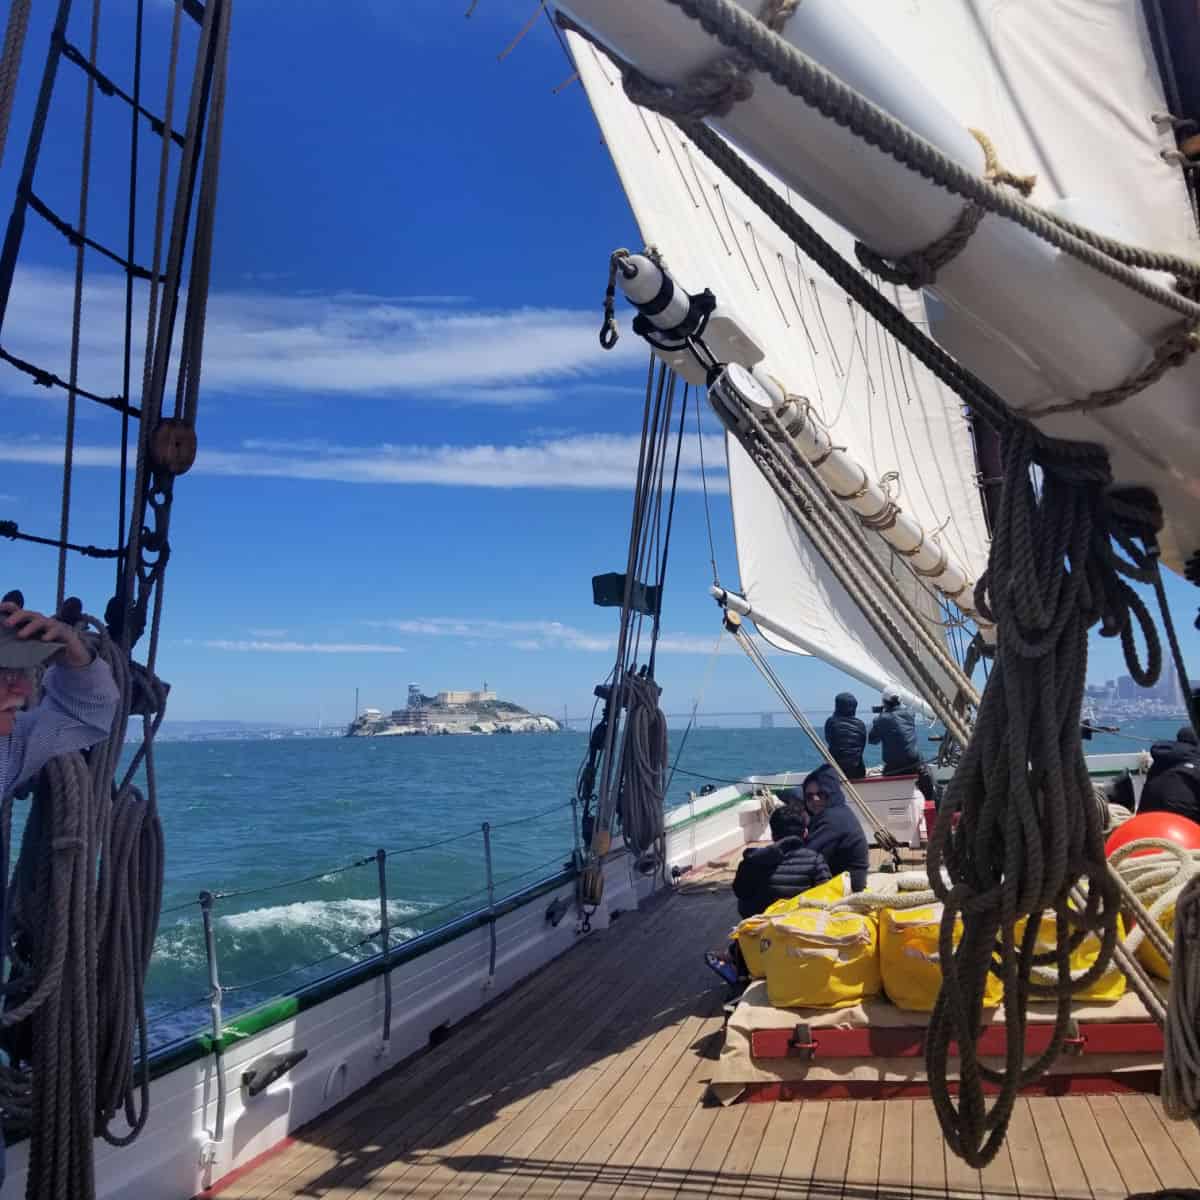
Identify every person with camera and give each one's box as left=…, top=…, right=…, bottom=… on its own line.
left=868, top=686, right=936, bottom=806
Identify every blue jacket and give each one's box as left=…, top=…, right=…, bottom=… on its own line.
left=800, top=764, right=870, bottom=892
left=868, top=704, right=920, bottom=772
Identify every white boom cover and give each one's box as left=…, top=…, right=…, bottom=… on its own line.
left=572, top=34, right=991, bottom=701
left=842, top=0, right=1198, bottom=262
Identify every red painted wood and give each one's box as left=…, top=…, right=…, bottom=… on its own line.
left=193, top=1136, right=297, bottom=1198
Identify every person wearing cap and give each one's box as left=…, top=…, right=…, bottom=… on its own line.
left=0, top=601, right=120, bottom=798
left=868, top=685, right=935, bottom=806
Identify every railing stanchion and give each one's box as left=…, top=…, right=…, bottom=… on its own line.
left=376, top=848, right=392, bottom=1049
left=483, top=822, right=496, bottom=978
left=200, top=890, right=227, bottom=1145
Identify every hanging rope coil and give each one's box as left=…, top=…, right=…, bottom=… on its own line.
left=924, top=425, right=1167, bottom=1166
left=1, top=619, right=167, bottom=1195
left=616, top=673, right=668, bottom=861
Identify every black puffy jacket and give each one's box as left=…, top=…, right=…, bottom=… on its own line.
left=800, top=763, right=870, bottom=892
left=868, top=704, right=920, bottom=773
left=733, top=835, right=832, bottom=918
left=1139, top=738, right=1200, bottom=825
left=824, top=693, right=866, bottom=779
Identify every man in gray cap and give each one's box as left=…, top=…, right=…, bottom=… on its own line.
left=1, top=599, right=119, bottom=797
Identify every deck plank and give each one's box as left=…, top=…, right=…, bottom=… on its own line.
left=778, top=1101, right=827, bottom=1200
left=876, top=1099, right=913, bottom=1200
left=1085, top=1096, right=1158, bottom=1197
left=671, top=1106, right=744, bottom=1200
left=1056, top=1098, right=1124, bottom=1200
left=1026, top=1097, right=1089, bottom=1200
left=810, top=1100, right=853, bottom=1200
left=709, top=1102, right=771, bottom=1200
left=1004, top=1099, right=1052, bottom=1200
left=1114, top=1094, right=1198, bottom=1191
left=844, top=1100, right=884, bottom=1200
left=741, top=1103, right=801, bottom=1200
left=909, top=1101, right=946, bottom=1200
left=941, top=1129, right=981, bottom=1200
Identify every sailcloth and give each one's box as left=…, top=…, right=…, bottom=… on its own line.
left=572, top=34, right=991, bottom=704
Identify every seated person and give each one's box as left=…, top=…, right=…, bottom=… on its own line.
left=1, top=600, right=119, bottom=798
left=797, top=763, right=870, bottom=892
left=823, top=692, right=866, bottom=780
left=1138, top=726, right=1200, bottom=824
left=732, top=803, right=832, bottom=918
left=868, top=687, right=936, bottom=806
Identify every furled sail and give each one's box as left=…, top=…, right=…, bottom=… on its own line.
left=572, top=34, right=991, bottom=704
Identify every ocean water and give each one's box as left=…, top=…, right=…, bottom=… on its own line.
left=121, top=720, right=1177, bottom=1048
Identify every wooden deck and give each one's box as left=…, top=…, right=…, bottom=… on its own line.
left=214, top=891, right=1199, bottom=1200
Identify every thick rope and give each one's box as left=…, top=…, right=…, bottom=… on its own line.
left=653, top=0, right=1200, bottom=320
left=1, top=621, right=167, bottom=1197
left=616, top=672, right=668, bottom=861
left=924, top=425, right=1164, bottom=1166
left=0, top=0, right=31, bottom=173
left=1163, top=874, right=1200, bottom=1119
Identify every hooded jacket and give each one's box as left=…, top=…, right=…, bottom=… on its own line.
left=823, top=693, right=866, bottom=779
left=732, top=805, right=832, bottom=918
left=868, top=702, right=920, bottom=773
left=799, top=763, right=870, bottom=892
left=1139, top=728, right=1200, bottom=824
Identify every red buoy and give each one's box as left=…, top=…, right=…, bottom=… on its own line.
left=1105, top=811, right=1200, bottom=860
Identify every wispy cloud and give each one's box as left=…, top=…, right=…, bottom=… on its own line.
left=1, top=265, right=640, bottom=406
left=203, top=640, right=406, bottom=654
left=0, top=433, right=729, bottom=492
left=364, top=617, right=720, bottom=655
left=247, top=628, right=289, bottom=639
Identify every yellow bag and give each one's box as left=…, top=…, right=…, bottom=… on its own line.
left=879, top=904, right=1003, bottom=1012
left=1014, top=911, right=1127, bottom=1003
left=732, top=874, right=855, bottom=978
left=760, top=908, right=881, bottom=1009
left=1135, top=906, right=1174, bottom=981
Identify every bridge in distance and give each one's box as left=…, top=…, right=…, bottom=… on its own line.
left=559, top=710, right=814, bottom=729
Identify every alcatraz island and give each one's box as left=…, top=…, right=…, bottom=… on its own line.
left=345, top=684, right=561, bottom=737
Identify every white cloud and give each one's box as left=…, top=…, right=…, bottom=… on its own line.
left=203, top=640, right=405, bottom=654
left=0, top=265, right=641, bottom=405
left=247, top=628, right=289, bottom=639
left=0, top=432, right=729, bottom=492
left=364, top=617, right=719, bottom=655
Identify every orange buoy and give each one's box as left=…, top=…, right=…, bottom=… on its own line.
left=1105, top=811, right=1200, bottom=860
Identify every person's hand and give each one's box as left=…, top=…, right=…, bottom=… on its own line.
left=0, top=602, right=91, bottom=668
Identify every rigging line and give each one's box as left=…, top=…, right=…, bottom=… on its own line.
left=26, top=191, right=161, bottom=281
left=680, top=138, right=732, bottom=256
left=0, top=0, right=31, bottom=173
left=656, top=115, right=700, bottom=209
left=714, top=183, right=758, bottom=288
left=0, top=520, right=120, bottom=559
left=664, top=628, right=725, bottom=796
left=58, top=37, right=186, bottom=146
left=58, top=0, right=103, bottom=610
left=695, top=388, right=722, bottom=587
left=120, top=0, right=148, bottom=582
left=650, top=379, right=690, bottom=674
left=0, top=344, right=136, bottom=414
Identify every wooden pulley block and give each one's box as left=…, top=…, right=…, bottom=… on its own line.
left=150, top=419, right=198, bottom=476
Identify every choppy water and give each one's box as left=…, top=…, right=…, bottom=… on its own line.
left=97, top=719, right=1179, bottom=1049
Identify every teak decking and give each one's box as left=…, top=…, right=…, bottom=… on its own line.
left=212, top=892, right=1199, bottom=1200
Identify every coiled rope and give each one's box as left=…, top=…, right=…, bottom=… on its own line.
left=1, top=618, right=166, bottom=1199
left=616, top=673, right=668, bottom=862
left=925, top=425, right=1164, bottom=1166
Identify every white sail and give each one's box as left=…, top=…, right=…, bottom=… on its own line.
left=572, top=35, right=990, bottom=702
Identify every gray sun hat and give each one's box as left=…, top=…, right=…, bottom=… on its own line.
left=0, top=622, right=62, bottom=670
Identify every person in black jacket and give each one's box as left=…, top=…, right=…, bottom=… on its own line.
left=796, top=763, right=870, bottom=892
left=1139, top=726, right=1200, bottom=825
left=731, top=804, right=833, bottom=918
left=824, top=692, right=866, bottom=779
left=868, top=687, right=935, bottom=805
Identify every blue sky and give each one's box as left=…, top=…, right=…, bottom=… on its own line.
left=2, top=0, right=1197, bottom=725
